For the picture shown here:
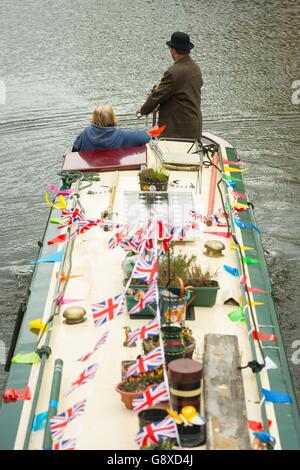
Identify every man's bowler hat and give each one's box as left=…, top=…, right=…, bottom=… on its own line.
left=166, top=32, right=194, bottom=51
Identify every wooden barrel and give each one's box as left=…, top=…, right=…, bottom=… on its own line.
left=168, top=358, right=203, bottom=412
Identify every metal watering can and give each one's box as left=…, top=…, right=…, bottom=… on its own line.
left=159, top=277, right=193, bottom=326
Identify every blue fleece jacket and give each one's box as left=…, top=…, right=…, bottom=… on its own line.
left=72, top=125, right=151, bottom=152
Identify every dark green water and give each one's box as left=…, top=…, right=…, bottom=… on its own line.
left=0, top=0, right=299, bottom=403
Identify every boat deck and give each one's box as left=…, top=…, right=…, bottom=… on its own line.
left=1, top=134, right=299, bottom=450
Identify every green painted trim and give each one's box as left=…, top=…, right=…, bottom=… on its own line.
left=224, top=147, right=300, bottom=450
left=0, top=207, right=60, bottom=450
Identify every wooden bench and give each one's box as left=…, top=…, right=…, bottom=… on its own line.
left=203, top=334, right=251, bottom=450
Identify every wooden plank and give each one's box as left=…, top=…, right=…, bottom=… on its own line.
left=203, top=334, right=251, bottom=450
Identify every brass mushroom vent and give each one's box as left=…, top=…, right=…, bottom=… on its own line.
left=204, top=240, right=225, bottom=258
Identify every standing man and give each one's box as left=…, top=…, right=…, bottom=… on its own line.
left=136, top=32, right=203, bottom=140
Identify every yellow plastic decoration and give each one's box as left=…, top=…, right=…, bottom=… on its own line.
left=45, top=192, right=67, bottom=210
left=181, top=406, right=196, bottom=421
left=166, top=408, right=183, bottom=424
left=247, top=301, right=265, bottom=307
left=29, top=318, right=48, bottom=335
left=180, top=406, right=206, bottom=426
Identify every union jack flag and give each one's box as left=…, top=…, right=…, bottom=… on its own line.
left=128, top=282, right=158, bottom=315
left=158, top=233, right=174, bottom=256
left=76, top=331, right=109, bottom=362
left=127, top=318, right=159, bottom=347
left=108, top=233, right=122, bottom=249
left=61, top=207, right=85, bottom=222
left=119, top=236, right=141, bottom=252
left=132, top=257, right=158, bottom=285
left=94, top=330, right=109, bottom=349
left=177, top=226, right=188, bottom=241
left=66, top=363, right=99, bottom=395
left=52, top=439, right=77, bottom=450
left=108, top=225, right=130, bottom=249
left=92, top=293, right=126, bottom=328
left=126, top=347, right=163, bottom=378
left=50, top=400, right=87, bottom=441
left=135, top=416, right=177, bottom=448
left=132, top=382, right=169, bottom=412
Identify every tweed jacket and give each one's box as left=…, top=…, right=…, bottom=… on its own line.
left=140, top=55, right=203, bottom=139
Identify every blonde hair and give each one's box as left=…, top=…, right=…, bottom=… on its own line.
left=91, top=104, right=119, bottom=127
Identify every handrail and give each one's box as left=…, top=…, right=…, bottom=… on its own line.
left=22, top=177, right=83, bottom=450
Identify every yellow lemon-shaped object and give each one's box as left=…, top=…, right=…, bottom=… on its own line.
left=180, top=406, right=207, bottom=426
left=181, top=406, right=197, bottom=422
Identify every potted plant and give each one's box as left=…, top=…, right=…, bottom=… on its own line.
left=158, top=250, right=196, bottom=287
left=182, top=326, right=196, bottom=358
left=141, top=438, right=177, bottom=450
left=142, top=335, right=160, bottom=354
left=158, top=249, right=219, bottom=307
left=139, top=167, right=169, bottom=192
left=185, top=264, right=219, bottom=307
left=115, top=366, right=164, bottom=410
left=143, top=327, right=196, bottom=359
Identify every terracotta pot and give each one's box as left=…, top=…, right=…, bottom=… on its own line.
left=115, top=381, right=159, bottom=410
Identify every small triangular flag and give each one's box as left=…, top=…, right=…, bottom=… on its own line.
left=223, top=264, right=239, bottom=277
left=243, top=256, right=262, bottom=265
left=228, top=307, right=245, bottom=322
left=45, top=193, right=67, bottom=210
left=50, top=218, right=65, bottom=225
left=262, top=388, right=292, bottom=404
left=224, top=167, right=246, bottom=173
left=32, top=411, right=48, bottom=431
left=12, top=352, right=41, bottom=364
left=265, top=356, right=278, bottom=370
left=32, top=251, right=63, bottom=265
left=246, top=286, right=269, bottom=294
left=204, top=231, right=231, bottom=238
left=252, top=331, right=277, bottom=342
left=222, top=159, right=241, bottom=166
left=47, top=234, right=67, bottom=245
left=223, top=174, right=242, bottom=183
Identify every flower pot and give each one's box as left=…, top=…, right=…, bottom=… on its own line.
left=138, top=407, right=168, bottom=429
left=187, top=282, right=220, bottom=307
left=139, top=177, right=169, bottom=192
left=115, top=381, right=160, bottom=410
left=142, top=335, right=160, bottom=354
left=184, top=338, right=196, bottom=359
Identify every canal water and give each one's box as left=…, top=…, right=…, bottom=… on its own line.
left=0, top=0, right=299, bottom=404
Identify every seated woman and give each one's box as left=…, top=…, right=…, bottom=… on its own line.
left=72, top=104, right=151, bottom=152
